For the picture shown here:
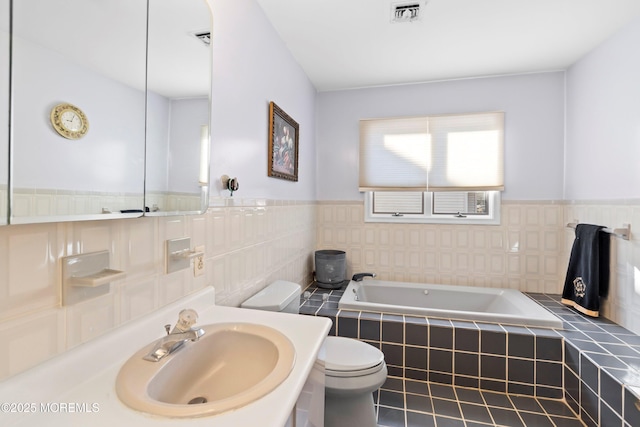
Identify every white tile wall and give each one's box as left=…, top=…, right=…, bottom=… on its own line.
left=317, top=200, right=640, bottom=334
left=0, top=200, right=317, bottom=380
left=9, top=189, right=202, bottom=217
left=317, top=201, right=567, bottom=293
left=12, top=188, right=146, bottom=217
left=0, top=308, right=65, bottom=379
left=565, top=201, right=640, bottom=334
left=0, top=223, right=62, bottom=321
left=2, top=198, right=639, bottom=380
left=66, top=292, right=117, bottom=348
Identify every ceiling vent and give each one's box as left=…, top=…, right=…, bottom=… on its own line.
left=391, top=2, right=425, bottom=23
left=190, top=30, right=211, bottom=46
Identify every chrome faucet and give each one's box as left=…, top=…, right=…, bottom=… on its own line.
left=352, top=272, right=376, bottom=282
left=143, top=309, right=205, bottom=362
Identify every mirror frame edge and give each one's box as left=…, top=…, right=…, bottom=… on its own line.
left=143, top=0, right=212, bottom=218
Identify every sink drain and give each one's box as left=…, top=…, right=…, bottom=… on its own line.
left=188, top=396, right=208, bottom=405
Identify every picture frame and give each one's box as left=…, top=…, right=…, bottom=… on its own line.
left=268, top=101, right=299, bottom=181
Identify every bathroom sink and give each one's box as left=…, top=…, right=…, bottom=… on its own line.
left=116, top=322, right=296, bottom=418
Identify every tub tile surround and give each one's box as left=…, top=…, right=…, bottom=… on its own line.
left=300, top=285, right=565, bottom=399
left=0, top=199, right=317, bottom=380
left=317, top=200, right=640, bottom=335
left=317, top=201, right=567, bottom=295
left=301, top=283, right=640, bottom=426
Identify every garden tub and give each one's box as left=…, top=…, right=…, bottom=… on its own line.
left=339, top=280, right=562, bottom=329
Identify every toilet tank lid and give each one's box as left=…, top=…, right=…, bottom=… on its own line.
left=240, top=280, right=301, bottom=311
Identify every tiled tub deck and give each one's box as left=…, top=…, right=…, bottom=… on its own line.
left=300, top=283, right=640, bottom=427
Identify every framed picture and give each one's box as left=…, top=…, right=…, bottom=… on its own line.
left=268, top=101, right=299, bottom=181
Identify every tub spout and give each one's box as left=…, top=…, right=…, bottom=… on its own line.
left=352, top=272, right=376, bottom=282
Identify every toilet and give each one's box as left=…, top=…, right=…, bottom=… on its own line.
left=241, top=280, right=388, bottom=427
left=316, top=335, right=388, bottom=427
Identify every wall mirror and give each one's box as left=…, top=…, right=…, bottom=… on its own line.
left=145, top=0, right=212, bottom=216
left=8, top=0, right=211, bottom=224
left=9, top=0, right=147, bottom=223
left=0, top=0, right=9, bottom=225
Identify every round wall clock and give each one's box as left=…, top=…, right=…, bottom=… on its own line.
left=50, top=103, right=89, bottom=139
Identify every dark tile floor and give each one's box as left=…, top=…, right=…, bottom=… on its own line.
left=301, top=283, right=640, bottom=425
left=373, top=378, right=585, bottom=427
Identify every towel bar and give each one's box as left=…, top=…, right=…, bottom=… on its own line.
left=566, top=222, right=630, bottom=240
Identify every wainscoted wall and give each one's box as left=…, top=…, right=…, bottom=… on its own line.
left=317, top=200, right=640, bottom=335
left=1, top=198, right=639, bottom=380
left=0, top=200, right=317, bottom=380
left=8, top=189, right=202, bottom=217
left=317, top=201, right=567, bottom=294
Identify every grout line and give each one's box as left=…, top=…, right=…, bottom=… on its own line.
left=311, top=286, right=638, bottom=425
left=374, top=382, right=585, bottom=426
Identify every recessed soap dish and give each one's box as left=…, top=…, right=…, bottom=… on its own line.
left=70, top=268, right=126, bottom=287
left=62, top=250, right=126, bottom=305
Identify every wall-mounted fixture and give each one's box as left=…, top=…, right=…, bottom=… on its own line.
left=50, top=102, right=90, bottom=140
left=190, top=30, right=211, bottom=46
left=61, top=250, right=126, bottom=305
left=220, top=175, right=239, bottom=197
left=165, top=237, right=204, bottom=274
left=567, top=221, right=631, bottom=240
left=391, top=1, right=425, bottom=23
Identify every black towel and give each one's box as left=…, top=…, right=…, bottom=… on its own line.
left=561, top=224, right=610, bottom=317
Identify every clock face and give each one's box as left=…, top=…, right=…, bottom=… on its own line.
left=60, top=110, right=82, bottom=132
left=50, top=103, right=89, bottom=139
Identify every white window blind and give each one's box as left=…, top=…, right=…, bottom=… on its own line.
left=359, top=112, right=504, bottom=192
left=432, top=192, right=469, bottom=214
left=372, top=191, right=424, bottom=214
left=359, top=116, right=430, bottom=191
left=432, top=191, right=489, bottom=215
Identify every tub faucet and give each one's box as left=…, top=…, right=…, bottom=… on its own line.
left=143, top=309, right=205, bottom=362
left=352, top=272, right=376, bottom=282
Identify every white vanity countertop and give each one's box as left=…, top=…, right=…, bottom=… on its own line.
left=0, top=287, right=331, bottom=427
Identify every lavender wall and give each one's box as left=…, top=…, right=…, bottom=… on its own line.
left=565, top=15, right=640, bottom=200
left=208, top=0, right=317, bottom=201
left=145, top=91, right=171, bottom=192
left=11, top=37, right=146, bottom=193
left=316, top=72, right=565, bottom=201
left=0, top=0, right=8, bottom=225
left=168, top=97, right=209, bottom=193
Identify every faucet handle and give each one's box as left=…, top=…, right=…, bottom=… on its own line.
left=352, top=272, right=376, bottom=282
left=175, top=309, right=199, bottom=332
left=164, top=324, right=171, bottom=335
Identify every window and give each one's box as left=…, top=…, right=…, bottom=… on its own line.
left=432, top=191, right=489, bottom=215
left=360, top=111, right=504, bottom=224
left=365, top=191, right=500, bottom=224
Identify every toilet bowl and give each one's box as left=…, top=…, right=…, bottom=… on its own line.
left=241, top=281, right=388, bottom=427
left=318, top=336, right=388, bottom=427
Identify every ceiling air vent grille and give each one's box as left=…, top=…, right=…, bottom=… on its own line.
left=191, top=31, right=211, bottom=46
left=391, top=2, right=424, bottom=23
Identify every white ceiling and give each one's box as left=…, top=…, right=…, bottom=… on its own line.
left=13, top=0, right=211, bottom=99
left=256, top=0, right=640, bottom=92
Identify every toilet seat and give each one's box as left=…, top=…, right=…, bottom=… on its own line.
left=318, top=336, right=385, bottom=378
left=325, top=362, right=385, bottom=378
